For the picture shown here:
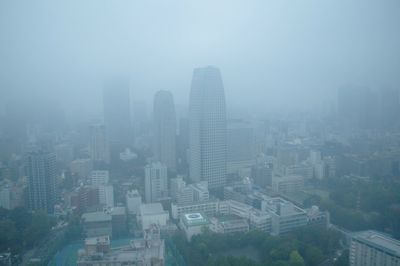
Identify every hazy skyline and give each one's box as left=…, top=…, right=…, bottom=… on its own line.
left=1, top=0, right=399, bottom=114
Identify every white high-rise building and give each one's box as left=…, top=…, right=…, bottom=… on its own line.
left=98, top=184, right=114, bottom=207
left=153, top=90, right=177, bottom=172
left=189, top=66, right=227, bottom=188
left=89, top=124, right=110, bottom=164
left=144, top=162, right=168, bottom=203
left=90, top=170, right=109, bottom=185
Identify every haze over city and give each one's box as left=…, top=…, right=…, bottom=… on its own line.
left=1, top=0, right=399, bottom=114
left=0, top=1, right=400, bottom=266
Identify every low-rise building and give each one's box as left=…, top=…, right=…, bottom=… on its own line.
left=171, top=200, right=219, bottom=220
left=209, top=216, right=249, bottom=234
left=77, top=225, right=164, bottom=266
left=180, top=213, right=209, bottom=241
left=262, top=197, right=308, bottom=235
left=306, top=206, right=330, bottom=227
left=81, top=211, right=112, bottom=238
left=138, top=203, right=169, bottom=230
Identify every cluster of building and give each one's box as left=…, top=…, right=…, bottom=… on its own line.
left=77, top=225, right=164, bottom=266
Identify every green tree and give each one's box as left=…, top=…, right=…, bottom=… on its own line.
left=289, top=250, right=305, bottom=266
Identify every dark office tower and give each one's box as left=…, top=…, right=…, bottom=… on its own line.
left=103, top=78, right=132, bottom=150
left=153, top=90, right=177, bottom=172
left=177, top=117, right=189, bottom=173
left=189, top=66, right=227, bottom=188
left=26, top=150, right=57, bottom=214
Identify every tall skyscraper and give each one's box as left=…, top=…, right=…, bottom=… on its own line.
left=25, top=150, right=57, bottom=214
left=89, top=124, right=110, bottom=164
left=153, top=90, right=177, bottom=172
left=144, top=162, right=168, bottom=203
left=103, top=78, right=132, bottom=150
left=189, top=66, right=227, bottom=188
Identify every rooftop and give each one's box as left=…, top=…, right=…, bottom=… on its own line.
left=82, top=211, right=112, bottom=223
left=140, top=203, right=166, bottom=215
left=182, top=213, right=209, bottom=226
left=353, top=230, right=400, bottom=257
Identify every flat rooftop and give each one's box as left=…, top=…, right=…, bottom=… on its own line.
left=82, top=211, right=112, bottom=223
left=353, top=231, right=400, bottom=257
left=140, top=203, right=166, bottom=215
left=182, top=213, right=209, bottom=226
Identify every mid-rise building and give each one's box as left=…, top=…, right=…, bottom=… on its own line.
left=90, top=170, right=109, bottom=185
left=81, top=211, right=112, bottom=238
left=126, top=190, right=142, bottom=215
left=25, top=150, right=57, bottom=214
left=262, top=197, right=308, bottom=235
left=145, top=162, right=168, bottom=203
left=209, top=216, right=249, bottom=235
left=70, top=158, right=93, bottom=179
left=176, top=181, right=209, bottom=205
left=272, top=175, right=304, bottom=194
left=350, top=230, right=400, bottom=266
left=138, top=203, right=169, bottom=230
left=180, top=213, right=209, bottom=241
left=98, top=185, right=114, bottom=208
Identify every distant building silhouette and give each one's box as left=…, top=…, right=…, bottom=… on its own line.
left=26, top=150, right=57, bottom=214
left=89, top=124, right=110, bottom=164
left=103, top=78, right=131, bottom=150
left=189, top=66, right=227, bottom=188
left=153, top=90, right=177, bottom=172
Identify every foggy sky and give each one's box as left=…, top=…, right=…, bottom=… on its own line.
left=1, top=0, right=399, bottom=115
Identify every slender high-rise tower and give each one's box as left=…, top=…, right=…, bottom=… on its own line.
left=26, top=150, right=57, bottom=214
left=103, top=78, right=131, bottom=150
left=153, top=90, right=177, bottom=172
left=189, top=66, right=227, bottom=188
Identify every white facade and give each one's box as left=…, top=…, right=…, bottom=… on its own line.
left=91, top=170, right=109, bottom=185
left=126, top=190, right=142, bottom=215
left=189, top=66, right=227, bottom=188
left=70, top=158, right=93, bottom=178
left=272, top=175, right=304, bottom=194
left=350, top=231, right=400, bottom=266
left=139, top=203, right=169, bottom=230
left=98, top=185, right=114, bottom=207
left=145, top=162, right=168, bottom=203
left=262, top=197, right=308, bottom=235
left=176, top=181, right=209, bottom=205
